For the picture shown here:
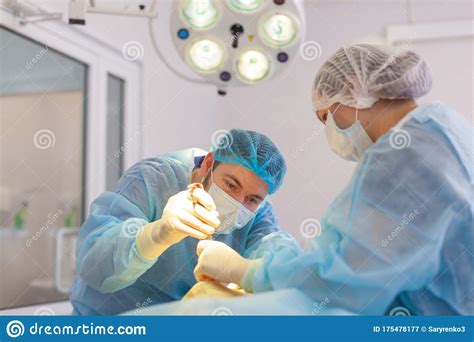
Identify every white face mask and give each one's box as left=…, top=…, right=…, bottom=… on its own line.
left=325, top=104, right=373, bottom=162
left=205, top=171, right=256, bottom=234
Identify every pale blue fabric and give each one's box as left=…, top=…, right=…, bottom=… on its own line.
left=212, top=129, right=286, bottom=194
left=246, top=102, right=473, bottom=315
left=70, top=148, right=281, bottom=315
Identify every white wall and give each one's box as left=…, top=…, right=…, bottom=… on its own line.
left=41, top=0, right=473, bottom=243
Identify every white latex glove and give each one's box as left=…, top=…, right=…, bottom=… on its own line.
left=194, top=240, right=252, bottom=284
left=137, top=184, right=220, bottom=260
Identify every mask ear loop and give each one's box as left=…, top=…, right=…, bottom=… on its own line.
left=201, top=161, right=216, bottom=240
left=331, top=103, right=342, bottom=117
left=209, top=161, right=215, bottom=185
left=200, top=160, right=215, bottom=184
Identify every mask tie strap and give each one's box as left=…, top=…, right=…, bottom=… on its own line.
left=332, top=103, right=342, bottom=117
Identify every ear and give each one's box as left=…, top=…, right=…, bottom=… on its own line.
left=199, top=152, right=214, bottom=178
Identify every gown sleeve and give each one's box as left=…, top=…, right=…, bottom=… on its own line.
left=76, top=161, right=174, bottom=293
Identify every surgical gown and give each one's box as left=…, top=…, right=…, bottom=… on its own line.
left=70, top=148, right=281, bottom=315
left=244, top=102, right=473, bottom=315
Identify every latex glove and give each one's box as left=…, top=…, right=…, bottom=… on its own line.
left=194, top=240, right=252, bottom=285
left=137, top=184, right=220, bottom=260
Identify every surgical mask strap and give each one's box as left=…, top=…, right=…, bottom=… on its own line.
left=199, top=161, right=214, bottom=184
left=331, top=104, right=360, bottom=124
left=209, top=162, right=215, bottom=183
left=331, top=103, right=342, bottom=117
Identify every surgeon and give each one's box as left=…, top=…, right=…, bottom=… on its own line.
left=194, top=44, right=473, bottom=315
left=70, top=129, right=286, bottom=315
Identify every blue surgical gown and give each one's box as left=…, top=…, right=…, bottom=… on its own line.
left=70, top=148, right=281, bottom=315
left=244, top=102, right=473, bottom=315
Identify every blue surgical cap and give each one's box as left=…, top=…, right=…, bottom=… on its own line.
left=211, top=129, right=286, bottom=194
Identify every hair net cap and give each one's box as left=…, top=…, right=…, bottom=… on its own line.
left=211, top=129, right=286, bottom=194
left=312, top=44, right=433, bottom=110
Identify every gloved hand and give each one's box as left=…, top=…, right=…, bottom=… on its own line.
left=137, top=184, right=220, bottom=260
left=193, top=240, right=252, bottom=285
left=158, top=184, right=221, bottom=244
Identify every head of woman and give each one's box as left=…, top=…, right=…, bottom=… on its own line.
left=312, top=44, right=433, bottom=161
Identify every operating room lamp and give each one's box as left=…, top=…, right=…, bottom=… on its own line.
left=81, top=0, right=306, bottom=95
left=156, top=0, right=306, bottom=95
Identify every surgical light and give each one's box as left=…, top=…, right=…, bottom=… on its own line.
left=154, top=0, right=305, bottom=94
left=227, top=0, right=266, bottom=14
left=180, top=0, right=219, bottom=30
left=237, top=50, right=270, bottom=83
left=188, top=39, right=224, bottom=73
left=52, top=0, right=305, bottom=94
left=261, top=13, right=298, bottom=47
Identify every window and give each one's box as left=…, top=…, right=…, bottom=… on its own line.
left=106, top=74, right=125, bottom=191
left=0, top=7, right=141, bottom=311
left=0, top=26, right=87, bottom=309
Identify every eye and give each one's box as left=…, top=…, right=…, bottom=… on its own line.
left=224, top=180, right=237, bottom=191
left=248, top=196, right=260, bottom=205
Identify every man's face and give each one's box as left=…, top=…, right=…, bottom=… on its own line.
left=204, top=162, right=268, bottom=212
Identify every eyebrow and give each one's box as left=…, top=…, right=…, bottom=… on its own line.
left=223, top=173, right=265, bottom=201
left=223, top=173, right=242, bottom=188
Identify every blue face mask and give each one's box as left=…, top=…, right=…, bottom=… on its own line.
left=325, top=104, right=374, bottom=162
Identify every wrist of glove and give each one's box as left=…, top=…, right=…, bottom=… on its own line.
left=136, top=185, right=220, bottom=260
left=136, top=220, right=173, bottom=260
left=194, top=240, right=257, bottom=286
